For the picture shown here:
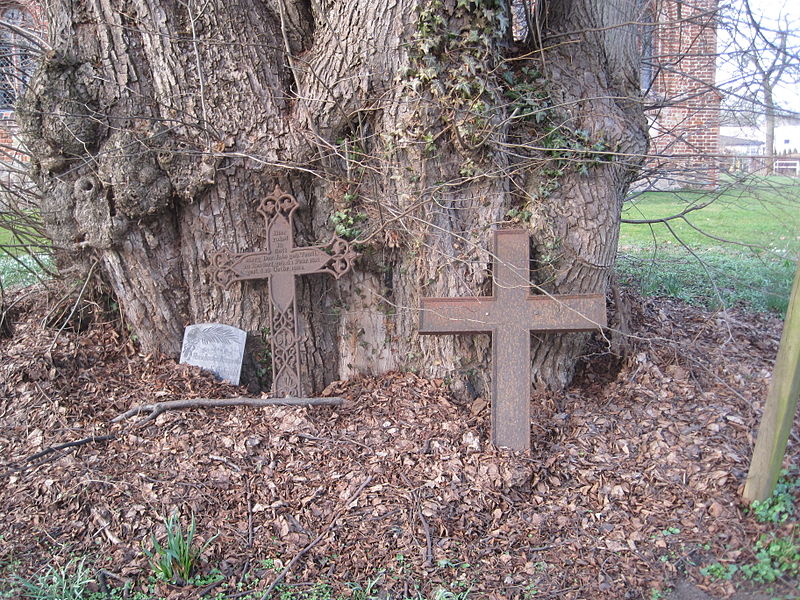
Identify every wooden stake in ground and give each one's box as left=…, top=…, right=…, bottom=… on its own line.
left=419, top=229, right=606, bottom=451
left=743, top=263, right=800, bottom=503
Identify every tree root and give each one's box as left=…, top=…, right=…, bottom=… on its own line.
left=112, top=396, right=346, bottom=426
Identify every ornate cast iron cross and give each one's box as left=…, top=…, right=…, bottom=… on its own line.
left=419, top=229, right=606, bottom=451
left=210, top=185, right=357, bottom=397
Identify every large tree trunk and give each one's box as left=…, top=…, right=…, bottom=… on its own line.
left=525, top=1, right=648, bottom=388
left=20, top=0, right=646, bottom=394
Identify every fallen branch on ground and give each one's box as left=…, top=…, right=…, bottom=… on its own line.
left=1, top=434, right=116, bottom=477
left=112, top=396, right=346, bottom=425
left=22, top=434, right=117, bottom=463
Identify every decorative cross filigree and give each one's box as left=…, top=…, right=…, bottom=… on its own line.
left=210, top=185, right=358, bottom=397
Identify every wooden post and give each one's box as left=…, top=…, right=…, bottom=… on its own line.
left=743, top=263, right=800, bottom=503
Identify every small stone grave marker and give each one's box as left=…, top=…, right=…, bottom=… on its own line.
left=180, top=323, right=247, bottom=385
left=210, top=185, right=357, bottom=397
left=419, top=229, right=607, bottom=451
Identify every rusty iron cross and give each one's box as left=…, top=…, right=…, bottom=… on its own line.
left=210, top=185, right=358, bottom=397
left=419, top=229, right=606, bottom=451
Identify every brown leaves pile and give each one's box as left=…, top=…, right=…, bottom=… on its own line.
left=0, top=287, right=796, bottom=599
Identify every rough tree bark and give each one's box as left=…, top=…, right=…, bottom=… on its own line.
left=20, top=0, right=647, bottom=394
left=764, top=82, right=776, bottom=174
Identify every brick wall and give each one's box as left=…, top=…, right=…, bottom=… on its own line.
left=0, top=0, right=46, bottom=164
left=647, top=0, right=721, bottom=188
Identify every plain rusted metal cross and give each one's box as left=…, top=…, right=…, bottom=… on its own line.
left=419, top=229, right=606, bottom=451
left=210, top=185, right=357, bottom=397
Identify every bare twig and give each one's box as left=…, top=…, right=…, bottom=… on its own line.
left=2, top=434, right=116, bottom=477
left=227, top=591, right=259, bottom=600
left=245, top=478, right=254, bottom=548
left=112, top=396, right=345, bottom=425
left=296, top=433, right=373, bottom=451
left=259, top=475, right=374, bottom=600
left=14, top=434, right=116, bottom=465
left=417, top=495, right=434, bottom=568
left=209, top=454, right=241, bottom=472
left=0, top=18, right=51, bottom=50
left=47, top=260, right=98, bottom=355
left=198, top=578, right=225, bottom=597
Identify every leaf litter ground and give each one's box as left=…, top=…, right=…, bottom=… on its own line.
left=0, top=285, right=798, bottom=600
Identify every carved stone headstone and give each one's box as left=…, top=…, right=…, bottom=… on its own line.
left=419, top=229, right=607, bottom=451
left=210, top=185, right=357, bottom=397
left=180, top=323, right=247, bottom=385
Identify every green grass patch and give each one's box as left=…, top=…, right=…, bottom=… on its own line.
left=617, top=251, right=795, bottom=314
left=1, top=562, right=473, bottom=600
left=619, top=176, right=799, bottom=314
left=0, top=211, right=48, bottom=253
left=0, top=253, right=53, bottom=289
left=3, top=558, right=98, bottom=600
left=0, top=225, right=14, bottom=247
left=621, top=184, right=800, bottom=253
left=1, top=208, right=53, bottom=289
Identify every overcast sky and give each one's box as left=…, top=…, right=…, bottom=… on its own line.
left=718, top=0, right=800, bottom=115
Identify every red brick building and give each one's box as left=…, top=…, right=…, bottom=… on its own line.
left=0, top=0, right=45, bottom=161
left=643, top=0, right=721, bottom=187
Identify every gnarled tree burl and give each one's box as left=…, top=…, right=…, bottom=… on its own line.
left=20, top=0, right=647, bottom=393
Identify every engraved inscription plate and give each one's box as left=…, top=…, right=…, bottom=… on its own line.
left=180, top=323, right=247, bottom=385
left=419, top=229, right=607, bottom=451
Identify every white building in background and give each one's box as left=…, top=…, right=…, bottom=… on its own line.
left=773, top=125, right=800, bottom=155
left=720, top=124, right=800, bottom=156
left=719, top=123, right=800, bottom=175
left=720, top=126, right=763, bottom=153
